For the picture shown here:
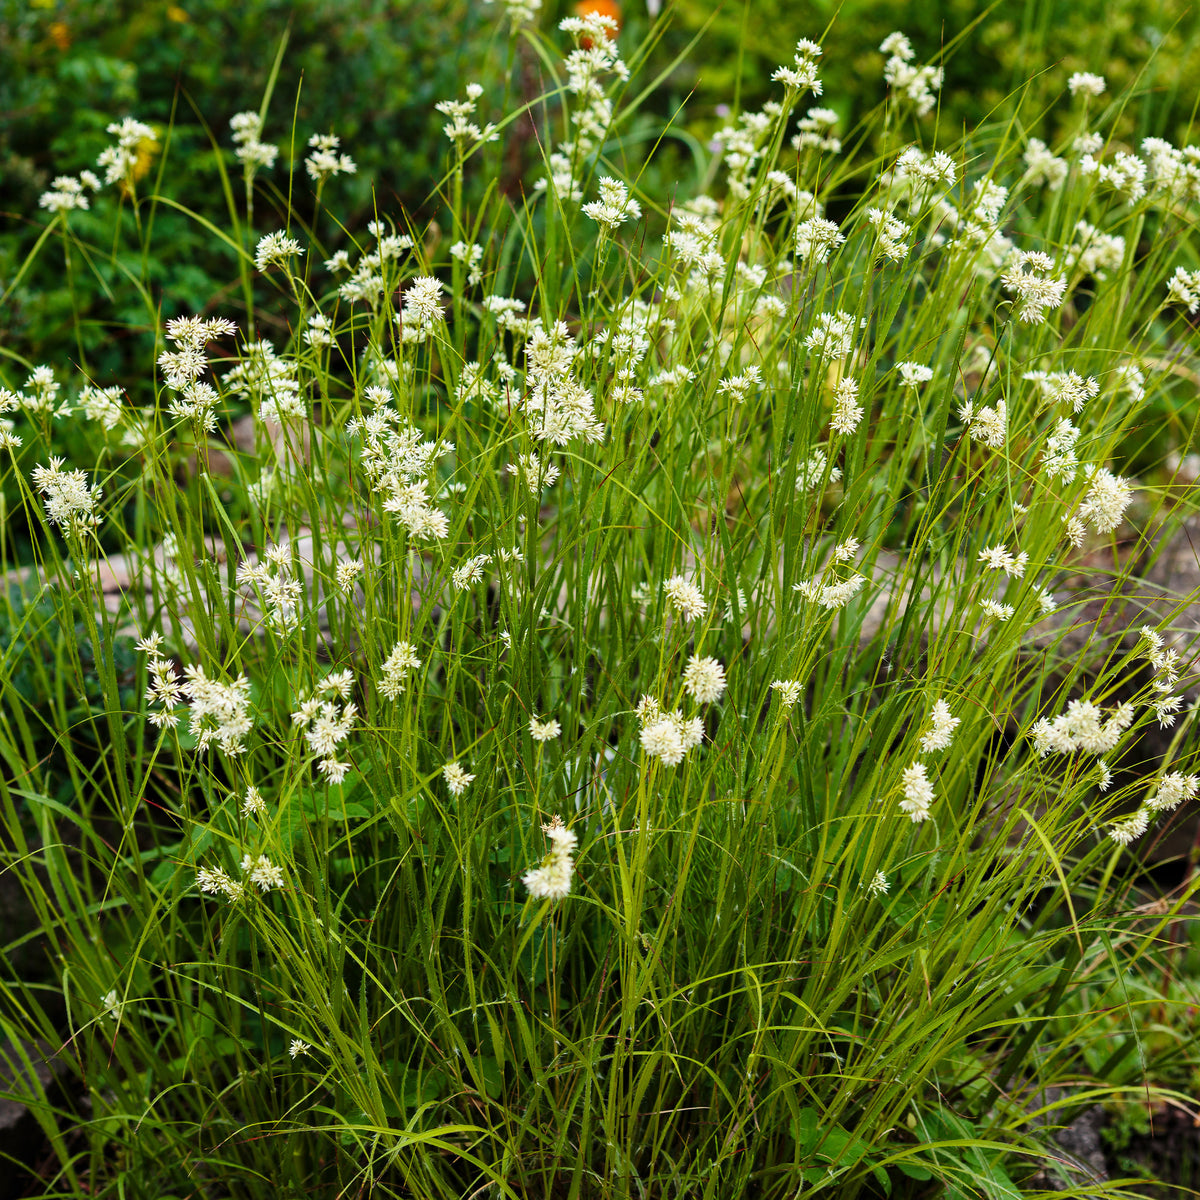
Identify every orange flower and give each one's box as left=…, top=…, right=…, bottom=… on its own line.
left=574, top=0, right=621, bottom=47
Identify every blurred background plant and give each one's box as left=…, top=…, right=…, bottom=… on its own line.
left=0, top=0, right=480, bottom=395
left=4, top=0, right=1198, bottom=418
left=664, top=0, right=1200, bottom=147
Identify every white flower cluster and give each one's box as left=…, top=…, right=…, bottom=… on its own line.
left=958, top=398, right=1006, bottom=449
left=1023, top=138, right=1068, bottom=190
left=254, top=230, right=305, bottom=273
left=1064, top=221, right=1125, bottom=280
left=230, top=111, right=278, bottom=174
left=305, top=313, right=333, bottom=348
left=532, top=13, right=629, bottom=202
left=305, top=132, right=357, bottom=183
left=583, top=176, right=642, bottom=231
left=898, top=698, right=960, bottom=821
left=1072, top=466, right=1134, bottom=540
left=179, top=664, right=255, bottom=756
left=1152, top=773, right=1200, bottom=812
left=967, top=179, right=1006, bottom=223
left=396, top=276, right=446, bottom=344
left=31, top=457, right=102, bottom=536
left=935, top=178, right=1011, bottom=269
left=436, top=83, right=498, bottom=153
left=880, top=32, right=943, bottom=117
left=521, top=322, right=604, bottom=446
left=523, top=815, right=577, bottom=900
left=714, top=104, right=785, bottom=200
left=1002, top=250, right=1066, bottom=324
left=1141, top=137, right=1200, bottom=205
left=224, top=339, right=304, bottom=422
left=683, top=655, right=727, bottom=705
left=327, top=226, right=414, bottom=305
left=79, top=384, right=124, bottom=431
left=1166, top=267, right=1200, bottom=316
left=509, top=450, right=561, bottom=496
left=585, top=296, right=659, bottom=406
left=892, top=146, right=957, bottom=196
left=772, top=38, right=823, bottom=94
left=637, top=695, right=706, bottom=768
left=793, top=106, right=840, bottom=154
left=348, top=407, right=452, bottom=541
left=978, top=543, right=1029, bottom=579
left=900, top=761, right=935, bottom=822
left=804, top=310, right=858, bottom=359
left=794, top=540, right=866, bottom=611
left=97, top=117, right=156, bottom=188
left=241, top=785, right=267, bottom=818
left=1, top=366, right=59, bottom=424
left=1041, top=418, right=1081, bottom=484
left=794, top=216, right=844, bottom=266
left=866, top=207, right=911, bottom=263
left=771, top=679, right=803, bottom=709
left=452, top=553, right=492, bottom=591
left=292, top=673, right=357, bottom=784
left=136, top=633, right=182, bottom=729
left=662, top=204, right=725, bottom=282
left=443, top=762, right=476, bottom=796
left=830, top=378, right=863, bottom=435
left=979, top=598, right=1015, bottom=622
left=378, top=641, right=421, bottom=700
left=1080, top=149, right=1147, bottom=204
left=236, top=543, right=304, bottom=633
left=450, top=240, right=484, bottom=287
left=663, top=574, right=707, bottom=622
left=1029, top=699, right=1135, bottom=757
left=1023, top=369, right=1098, bottom=414
left=196, top=865, right=244, bottom=902
left=39, top=173, right=100, bottom=213
left=484, top=294, right=533, bottom=341
left=1105, top=810, right=1147, bottom=846
left=717, top=365, right=763, bottom=402
left=793, top=448, right=841, bottom=492
left=241, top=853, right=286, bottom=892
left=897, top=362, right=933, bottom=389
left=918, top=700, right=960, bottom=753
left=1108, top=773, right=1198, bottom=846
left=529, top=716, right=562, bottom=742
left=197, top=852, right=284, bottom=901
left=158, top=314, right=238, bottom=433
left=1068, top=72, right=1106, bottom=98
left=1139, top=627, right=1184, bottom=729
left=482, top=0, right=541, bottom=29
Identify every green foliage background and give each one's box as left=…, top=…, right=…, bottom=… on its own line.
left=667, top=0, right=1200, bottom=143
left=1, top=0, right=479, bottom=386
left=4, top=0, right=1199, bottom=392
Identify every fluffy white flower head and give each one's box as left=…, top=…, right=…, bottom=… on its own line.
left=1068, top=72, right=1106, bottom=97
left=582, top=177, right=642, bottom=231
left=683, top=655, right=727, bottom=705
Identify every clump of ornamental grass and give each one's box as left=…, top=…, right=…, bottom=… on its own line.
left=2, top=10, right=1200, bottom=1199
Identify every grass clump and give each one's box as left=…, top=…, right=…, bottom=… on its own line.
left=1, top=7, right=1199, bottom=1198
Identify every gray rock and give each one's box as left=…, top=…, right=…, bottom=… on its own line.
left=1023, top=1084, right=1109, bottom=1195
left=0, top=1038, right=73, bottom=1198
